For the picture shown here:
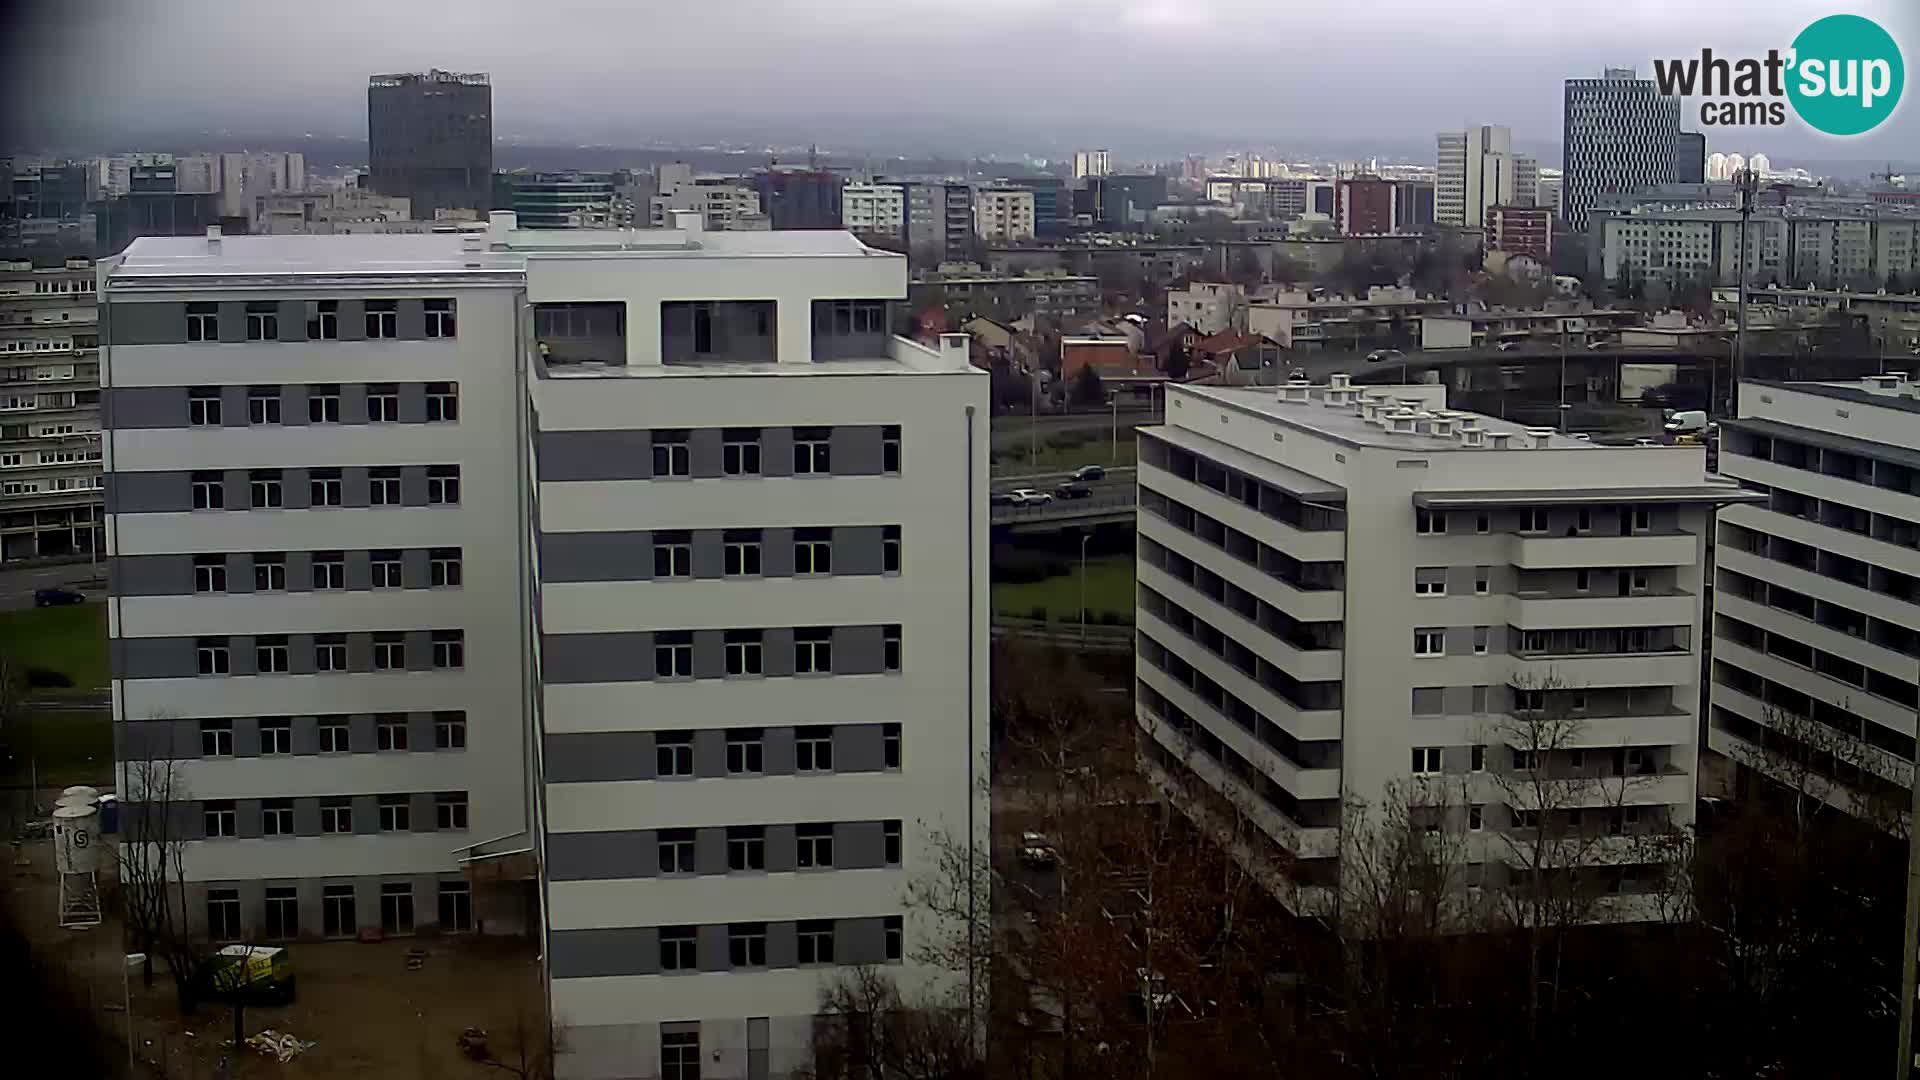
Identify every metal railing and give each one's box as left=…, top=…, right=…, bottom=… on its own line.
left=990, top=492, right=1137, bottom=524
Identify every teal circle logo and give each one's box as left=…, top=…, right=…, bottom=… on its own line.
left=1787, top=14, right=1904, bottom=136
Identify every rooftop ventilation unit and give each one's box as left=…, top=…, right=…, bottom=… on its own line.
left=1388, top=410, right=1418, bottom=435
left=1328, top=372, right=1353, bottom=390
left=1431, top=416, right=1456, bottom=437
left=1488, top=431, right=1514, bottom=449
left=1867, top=374, right=1901, bottom=390
left=1460, top=427, right=1485, bottom=447
left=1523, top=427, right=1557, bottom=448
left=1279, top=379, right=1312, bottom=404
left=1323, top=387, right=1354, bottom=408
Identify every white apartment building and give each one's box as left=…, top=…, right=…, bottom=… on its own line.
left=1436, top=126, right=1535, bottom=229
left=649, top=170, right=767, bottom=231
left=0, top=257, right=104, bottom=561
left=217, top=152, right=308, bottom=218
left=1597, top=208, right=1920, bottom=288
left=1710, top=377, right=1920, bottom=824
left=1135, top=377, right=1752, bottom=915
left=973, top=188, right=1035, bottom=244
left=1166, top=282, right=1247, bottom=335
left=102, top=215, right=989, bottom=1080
left=840, top=184, right=906, bottom=241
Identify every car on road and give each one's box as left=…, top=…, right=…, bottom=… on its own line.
left=1054, top=482, right=1094, bottom=500
left=1019, top=832, right=1057, bottom=868
left=1007, top=488, right=1053, bottom=506
left=1495, top=340, right=1520, bottom=351
left=989, top=492, right=1017, bottom=507
left=33, top=587, right=84, bottom=607
left=1365, top=348, right=1404, bottom=363
left=1071, top=464, right=1106, bottom=482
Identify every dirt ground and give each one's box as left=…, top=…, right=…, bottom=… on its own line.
left=8, top=842, right=544, bottom=1080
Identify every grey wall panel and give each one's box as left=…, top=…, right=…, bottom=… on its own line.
left=762, top=628, right=795, bottom=677
left=114, top=636, right=198, bottom=680
left=288, top=634, right=316, bottom=676
left=834, top=527, right=885, bottom=575
left=411, top=793, right=438, bottom=832
left=285, top=551, right=312, bottom=593
left=838, top=724, right=886, bottom=773
left=225, top=554, right=253, bottom=594
left=293, top=797, right=321, bottom=837
left=839, top=917, right=887, bottom=964
left=688, top=428, right=724, bottom=478
left=692, top=728, right=726, bottom=778
left=236, top=799, right=263, bottom=839
left=216, top=302, right=247, bottom=343
left=280, top=467, right=311, bottom=510
left=766, top=921, right=798, bottom=968
left=837, top=821, right=886, bottom=869
left=834, top=625, right=886, bottom=675
left=547, top=830, right=655, bottom=882
left=232, top=715, right=260, bottom=757
left=544, top=732, right=654, bottom=783
left=765, top=824, right=797, bottom=873
left=105, top=387, right=185, bottom=429
left=404, top=630, right=433, bottom=672
left=348, top=713, right=376, bottom=750
left=111, top=302, right=186, bottom=344
left=340, top=383, right=368, bottom=423
left=763, top=726, right=795, bottom=775
left=336, top=300, right=366, bottom=342
left=397, top=299, right=427, bottom=340
left=344, top=550, right=372, bottom=590
left=551, top=928, right=657, bottom=978
left=119, top=718, right=198, bottom=761
left=695, top=828, right=727, bottom=875
left=540, top=531, right=651, bottom=582
left=832, top=426, right=885, bottom=475
left=276, top=300, right=307, bottom=342
left=690, top=530, right=724, bottom=579
left=399, top=466, right=429, bottom=507
left=220, top=387, right=248, bottom=428
left=691, top=631, right=726, bottom=681
left=398, top=382, right=427, bottom=423
left=542, top=632, right=653, bottom=684
left=291, top=716, right=320, bottom=756
left=761, top=427, right=794, bottom=477
left=342, top=467, right=370, bottom=507
left=539, top=430, right=653, bottom=482
left=407, top=712, right=436, bottom=754
left=346, top=633, right=375, bottom=673
left=107, top=471, right=189, bottom=514
left=351, top=795, right=380, bottom=835
left=761, top=528, right=795, bottom=577
left=697, top=924, right=729, bottom=973
left=401, top=549, right=430, bottom=589
left=112, top=554, right=191, bottom=596
left=280, top=384, right=308, bottom=426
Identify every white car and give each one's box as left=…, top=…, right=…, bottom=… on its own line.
left=1019, top=831, right=1057, bottom=867
left=1007, top=488, right=1053, bottom=506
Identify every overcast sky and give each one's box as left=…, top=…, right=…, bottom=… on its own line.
left=4, top=0, right=1917, bottom=164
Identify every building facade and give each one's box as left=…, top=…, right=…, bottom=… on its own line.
left=1073, top=150, right=1112, bottom=179
left=0, top=256, right=103, bottom=561
left=1710, top=377, right=1920, bottom=825
left=102, top=217, right=989, bottom=1080
left=1436, top=126, right=1536, bottom=229
left=752, top=170, right=844, bottom=230
left=1488, top=205, right=1553, bottom=262
left=1597, top=207, right=1920, bottom=288
left=973, top=188, right=1036, bottom=244
left=506, top=173, right=621, bottom=230
left=1337, top=176, right=1398, bottom=235
left=650, top=168, right=766, bottom=232
left=367, top=70, right=494, bottom=219
left=1563, top=69, right=1681, bottom=233
left=1136, top=377, right=1749, bottom=916
left=841, top=184, right=906, bottom=242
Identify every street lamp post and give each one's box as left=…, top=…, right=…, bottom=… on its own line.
left=1079, top=532, right=1091, bottom=648
left=1109, top=394, right=1118, bottom=463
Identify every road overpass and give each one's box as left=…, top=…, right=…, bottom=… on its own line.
left=991, top=492, right=1137, bottom=533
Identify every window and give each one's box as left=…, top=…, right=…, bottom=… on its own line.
left=729, top=923, right=768, bottom=968
left=435, top=791, right=468, bottom=830
left=656, top=731, right=693, bottom=777
left=727, top=826, right=766, bottom=871
left=319, top=716, right=349, bottom=753
left=658, top=829, right=695, bottom=874
left=1475, top=566, right=1491, bottom=595
left=723, top=530, right=761, bottom=576
left=424, top=299, right=456, bottom=338
left=366, top=463, right=401, bottom=503
left=193, top=554, right=227, bottom=593
left=1630, top=571, right=1650, bottom=593
left=439, top=881, right=472, bottom=932
left=308, top=385, right=340, bottom=423
left=652, top=430, right=690, bottom=477
left=1631, top=507, right=1652, bottom=533
left=881, top=424, right=901, bottom=474
left=249, top=469, right=283, bottom=508
left=1520, top=508, right=1549, bottom=534
left=1414, top=569, right=1445, bottom=596
left=725, top=630, right=763, bottom=677
left=884, top=820, right=903, bottom=865
left=1413, top=628, right=1445, bottom=657
left=795, top=528, right=833, bottom=574
left=1512, top=748, right=1541, bottom=771
left=188, top=388, right=221, bottom=425
left=247, top=386, right=281, bottom=424
left=374, top=634, right=406, bottom=670
left=1469, top=805, right=1484, bottom=832
left=186, top=303, right=218, bottom=342
left=1514, top=688, right=1545, bottom=712
left=1512, top=808, right=1541, bottom=830
left=259, top=717, right=292, bottom=755
left=1411, top=747, right=1443, bottom=775
left=796, top=628, right=833, bottom=674
left=207, top=889, right=241, bottom=940
left=1415, top=508, right=1446, bottom=535
left=310, top=468, right=343, bottom=506
left=200, top=718, right=234, bottom=756
left=197, top=636, right=230, bottom=675
left=797, top=920, right=835, bottom=965
left=191, top=471, right=224, bottom=510
left=321, top=883, right=356, bottom=937
left=425, top=381, right=458, bottom=422
left=367, top=384, right=399, bottom=422
left=431, top=630, right=465, bottom=670
left=883, top=624, right=902, bottom=673
left=727, top=729, right=764, bottom=774
left=883, top=525, right=901, bottom=574
left=796, top=726, right=834, bottom=772
left=884, top=915, right=904, bottom=961
left=655, top=631, right=693, bottom=679
left=661, top=1031, right=700, bottom=1080
left=1575, top=508, right=1592, bottom=534
left=204, top=800, right=237, bottom=838
left=1575, top=570, right=1591, bottom=593
left=1475, top=513, right=1490, bottom=534
left=797, top=823, right=835, bottom=869
left=1473, top=626, right=1489, bottom=655
left=312, top=551, right=345, bottom=590
left=320, top=799, right=353, bottom=834
left=653, top=532, right=691, bottom=578
left=251, top=552, right=286, bottom=592
left=883, top=723, right=902, bottom=769
left=427, top=465, right=460, bottom=504
left=435, top=712, right=467, bottom=750
left=1471, top=744, right=1486, bottom=772
left=371, top=550, right=403, bottom=589
left=366, top=300, right=398, bottom=339
left=794, top=427, right=832, bottom=474
left=722, top=428, right=761, bottom=476
left=376, top=713, right=409, bottom=750
left=379, top=796, right=411, bottom=832
left=380, top=883, right=414, bottom=934
left=265, top=886, right=299, bottom=938
left=430, top=548, right=462, bottom=588
left=308, top=301, right=340, bottom=341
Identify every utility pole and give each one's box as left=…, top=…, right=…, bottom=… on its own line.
left=1733, top=167, right=1758, bottom=419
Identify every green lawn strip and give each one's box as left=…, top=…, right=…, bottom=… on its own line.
left=992, top=557, right=1136, bottom=624
left=0, top=603, right=109, bottom=696
left=992, top=432, right=1139, bottom=474
left=0, top=709, right=113, bottom=789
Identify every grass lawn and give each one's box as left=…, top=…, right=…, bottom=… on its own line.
left=993, top=556, right=1136, bottom=624
left=994, top=435, right=1138, bottom=475
left=0, top=709, right=112, bottom=789
left=0, top=602, right=109, bottom=694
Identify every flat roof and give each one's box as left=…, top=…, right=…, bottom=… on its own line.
left=540, top=357, right=946, bottom=381
left=109, top=234, right=521, bottom=280
left=1139, top=425, right=1344, bottom=502
left=1723, top=415, right=1920, bottom=471
left=1178, top=383, right=1604, bottom=452
left=1414, top=485, right=1763, bottom=508
left=1749, top=378, right=1920, bottom=416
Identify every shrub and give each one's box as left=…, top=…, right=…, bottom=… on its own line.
left=25, top=668, right=73, bottom=689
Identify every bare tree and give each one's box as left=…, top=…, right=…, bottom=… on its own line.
left=115, top=716, right=203, bottom=1012
left=798, top=967, right=980, bottom=1080
left=1724, top=699, right=1913, bottom=837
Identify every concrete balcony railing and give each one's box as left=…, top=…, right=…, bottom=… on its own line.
left=1507, top=531, right=1698, bottom=570
left=1507, top=650, right=1698, bottom=690
left=1137, top=561, right=1343, bottom=684
left=1507, top=592, right=1696, bottom=631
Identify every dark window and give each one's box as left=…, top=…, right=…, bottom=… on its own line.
left=308, top=384, right=340, bottom=423
left=884, top=625, right=902, bottom=673
left=186, top=303, right=218, bottom=342
left=882, top=425, right=900, bottom=473
left=727, top=826, right=766, bottom=871
left=191, top=471, right=224, bottom=510
left=424, top=299, right=456, bottom=338
left=310, top=468, right=343, bottom=506
left=883, top=724, right=901, bottom=769
left=264, top=886, right=298, bottom=938
left=797, top=920, right=835, bottom=965
left=884, top=915, right=903, bottom=961
left=794, top=427, right=831, bottom=474
left=796, top=627, right=833, bottom=674
left=651, top=430, right=691, bottom=477
left=188, top=388, right=221, bottom=425
left=427, top=465, right=460, bottom=504
left=882, top=525, right=901, bottom=573
left=307, top=301, right=339, bottom=340
left=321, top=884, right=354, bottom=936
left=724, top=529, right=761, bottom=576
left=725, top=630, right=763, bottom=676
left=655, top=631, right=693, bottom=678
left=438, top=881, right=472, bottom=932
left=796, top=726, right=833, bottom=771
left=653, top=531, right=692, bottom=577
left=656, top=731, right=694, bottom=776
left=796, top=823, right=834, bottom=868
left=315, top=634, right=347, bottom=671
left=662, top=1031, right=700, bottom=1080
left=435, top=711, right=467, bottom=749
left=727, top=728, right=764, bottom=774
left=312, top=551, right=345, bottom=589
left=431, top=548, right=462, bottom=587
left=426, top=382, right=459, bottom=421
left=432, top=630, right=465, bottom=669
left=247, top=386, right=281, bottom=424
left=660, top=926, right=697, bottom=970
left=207, top=888, right=241, bottom=939
left=435, top=791, right=468, bottom=830
left=319, top=717, right=349, bottom=752
left=723, top=428, right=761, bottom=476
left=658, top=829, right=695, bottom=874
left=366, top=300, right=399, bottom=339
left=729, top=923, right=768, bottom=968
left=884, top=820, right=902, bottom=864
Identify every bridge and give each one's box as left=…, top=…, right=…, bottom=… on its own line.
left=990, top=492, right=1137, bottom=532
left=991, top=616, right=1134, bottom=653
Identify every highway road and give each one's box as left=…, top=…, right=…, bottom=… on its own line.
left=989, top=466, right=1136, bottom=504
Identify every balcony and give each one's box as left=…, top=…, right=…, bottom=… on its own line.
left=1138, top=561, right=1342, bottom=683
left=1508, top=592, right=1696, bottom=630
left=1138, top=514, right=1344, bottom=623
left=1138, top=663, right=1341, bottom=801
left=1507, top=531, right=1698, bottom=569
left=1508, top=650, right=1697, bottom=689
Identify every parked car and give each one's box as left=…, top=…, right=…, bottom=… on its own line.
left=1365, top=348, right=1404, bottom=363
left=33, top=587, right=84, bottom=607
left=1054, top=482, right=1094, bottom=500
left=1662, top=409, right=1708, bottom=435
left=1019, top=832, right=1057, bottom=868
left=1071, top=464, right=1106, bottom=482
left=1007, top=488, right=1053, bottom=506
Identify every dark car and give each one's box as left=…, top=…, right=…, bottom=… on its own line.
left=1071, top=465, right=1107, bottom=482
left=989, top=493, right=1017, bottom=507
left=1054, top=483, right=1094, bottom=500
left=34, top=587, right=84, bottom=607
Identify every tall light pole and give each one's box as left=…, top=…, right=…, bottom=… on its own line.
left=1079, top=532, right=1091, bottom=648
left=1732, top=167, right=1758, bottom=419
left=1109, top=393, right=1118, bottom=463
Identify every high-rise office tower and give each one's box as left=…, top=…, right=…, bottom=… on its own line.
left=1563, top=69, right=1681, bottom=232
left=367, top=70, right=493, bottom=220
left=1436, top=125, right=1536, bottom=228
left=101, top=213, right=988, bottom=1079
